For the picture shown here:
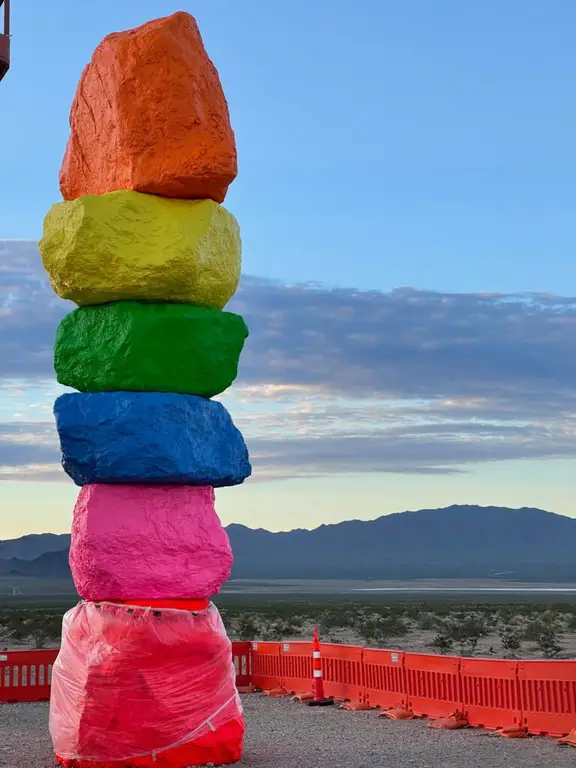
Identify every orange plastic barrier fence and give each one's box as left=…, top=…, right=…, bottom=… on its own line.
left=405, top=652, right=461, bottom=718
left=279, top=641, right=312, bottom=694
left=250, top=641, right=282, bottom=692
left=321, top=643, right=364, bottom=703
left=277, top=641, right=365, bottom=702
left=233, top=641, right=252, bottom=688
left=363, top=648, right=406, bottom=709
left=460, top=658, right=520, bottom=730
left=517, top=660, right=576, bottom=737
left=9, top=644, right=576, bottom=738
left=0, top=649, right=57, bottom=703
left=250, top=642, right=576, bottom=737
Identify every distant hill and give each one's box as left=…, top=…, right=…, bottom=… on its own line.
left=0, top=549, right=72, bottom=579
left=2, top=505, right=576, bottom=582
left=0, top=533, right=70, bottom=561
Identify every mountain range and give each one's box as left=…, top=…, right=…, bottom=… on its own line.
left=2, top=505, right=576, bottom=583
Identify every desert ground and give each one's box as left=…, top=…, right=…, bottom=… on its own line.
left=3, top=696, right=576, bottom=768
left=3, top=578, right=576, bottom=659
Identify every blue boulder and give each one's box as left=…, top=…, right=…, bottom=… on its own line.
left=54, top=392, right=252, bottom=487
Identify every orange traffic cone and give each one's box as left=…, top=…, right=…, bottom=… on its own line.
left=307, top=627, right=334, bottom=707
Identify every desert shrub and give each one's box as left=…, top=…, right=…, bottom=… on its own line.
left=219, top=609, right=232, bottom=632
left=536, top=623, right=563, bottom=659
left=442, top=615, right=486, bottom=656
left=25, top=616, right=61, bottom=649
left=261, top=617, right=303, bottom=641
left=6, top=615, right=27, bottom=643
left=318, top=608, right=358, bottom=634
left=417, top=613, right=439, bottom=630
left=499, top=625, right=522, bottom=657
left=483, top=612, right=501, bottom=632
left=565, top=614, right=576, bottom=631
left=355, top=617, right=389, bottom=647
left=355, top=615, right=409, bottom=647
left=522, top=619, right=552, bottom=641
left=429, top=633, right=454, bottom=654
left=236, top=614, right=261, bottom=641
left=522, top=620, right=540, bottom=641
left=28, top=625, right=49, bottom=649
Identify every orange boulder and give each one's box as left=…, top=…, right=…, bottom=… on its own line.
left=60, top=12, right=237, bottom=203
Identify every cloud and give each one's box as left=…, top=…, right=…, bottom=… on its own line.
left=2, top=238, right=576, bottom=480
left=233, top=279, right=576, bottom=411
left=4, top=239, right=576, bottom=408
left=0, top=240, right=73, bottom=377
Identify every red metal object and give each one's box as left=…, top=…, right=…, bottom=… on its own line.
left=0, top=0, right=10, bottom=82
left=0, top=649, right=57, bottom=703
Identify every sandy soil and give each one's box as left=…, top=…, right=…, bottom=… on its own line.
left=2, top=696, right=576, bottom=768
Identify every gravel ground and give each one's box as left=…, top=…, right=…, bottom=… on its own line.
left=2, top=696, right=576, bottom=768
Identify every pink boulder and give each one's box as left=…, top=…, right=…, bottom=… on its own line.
left=70, top=484, right=232, bottom=601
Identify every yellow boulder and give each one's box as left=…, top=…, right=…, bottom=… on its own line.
left=39, top=191, right=241, bottom=308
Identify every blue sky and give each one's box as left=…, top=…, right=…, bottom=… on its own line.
left=1, top=1, right=576, bottom=537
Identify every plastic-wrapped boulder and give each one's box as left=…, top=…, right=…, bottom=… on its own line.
left=50, top=600, right=243, bottom=767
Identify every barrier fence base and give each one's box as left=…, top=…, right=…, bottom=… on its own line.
left=495, top=726, right=528, bottom=739
left=426, top=711, right=469, bottom=730
left=237, top=685, right=256, bottom=694
left=263, top=688, right=287, bottom=697
left=292, top=692, right=314, bottom=703
left=558, top=730, right=576, bottom=748
left=339, top=701, right=373, bottom=711
left=379, top=707, right=415, bottom=720
left=307, top=698, right=334, bottom=708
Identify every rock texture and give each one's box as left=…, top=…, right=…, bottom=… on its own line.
left=55, top=302, right=248, bottom=397
left=54, top=392, right=251, bottom=487
left=39, top=191, right=240, bottom=308
left=51, top=601, right=243, bottom=766
left=59, top=12, right=237, bottom=203
left=70, top=484, right=233, bottom=600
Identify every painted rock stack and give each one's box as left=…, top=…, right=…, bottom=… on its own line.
left=40, top=13, right=250, bottom=768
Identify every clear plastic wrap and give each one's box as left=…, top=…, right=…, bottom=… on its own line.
left=50, top=600, right=243, bottom=767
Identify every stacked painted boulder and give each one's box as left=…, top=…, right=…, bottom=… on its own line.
left=40, top=13, right=250, bottom=768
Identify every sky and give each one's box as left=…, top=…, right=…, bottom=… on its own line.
left=2, top=1, right=576, bottom=538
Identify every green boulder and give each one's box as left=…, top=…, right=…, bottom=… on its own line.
left=55, top=301, right=248, bottom=397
